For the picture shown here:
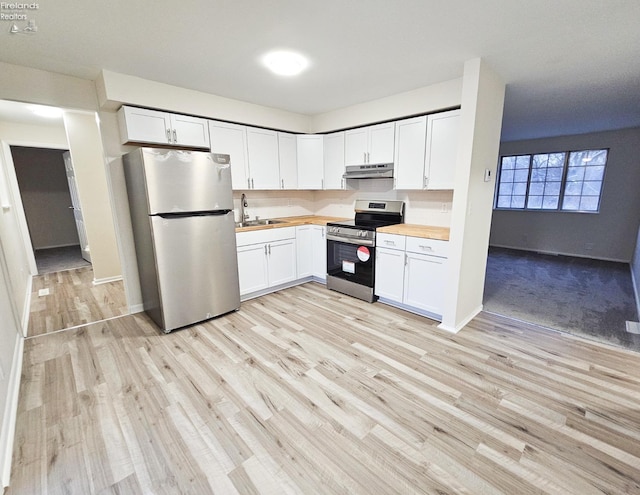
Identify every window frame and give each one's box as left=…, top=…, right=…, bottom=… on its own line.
left=494, top=148, right=609, bottom=214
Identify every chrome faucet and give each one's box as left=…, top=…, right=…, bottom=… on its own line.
left=240, top=193, right=249, bottom=222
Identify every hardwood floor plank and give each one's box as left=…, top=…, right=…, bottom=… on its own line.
left=9, top=283, right=640, bottom=494
left=28, top=267, right=128, bottom=337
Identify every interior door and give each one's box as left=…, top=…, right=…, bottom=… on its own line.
left=63, top=151, right=91, bottom=262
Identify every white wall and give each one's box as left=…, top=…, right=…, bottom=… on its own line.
left=0, top=218, right=24, bottom=489
left=441, top=59, right=505, bottom=332
left=310, top=78, right=463, bottom=133
left=0, top=61, right=98, bottom=111
left=97, top=70, right=311, bottom=133
left=63, top=111, right=121, bottom=282
left=490, top=127, right=640, bottom=262
left=0, top=122, right=68, bottom=146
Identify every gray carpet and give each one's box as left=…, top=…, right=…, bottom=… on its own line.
left=483, top=247, right=640, bottom=351
left=35, top=245, right=91, bottom=274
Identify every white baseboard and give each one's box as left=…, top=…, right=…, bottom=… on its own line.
left=92, top=275, right=123, bottom=286
left=21, top=276, right=32, bottom=337
left=489, top=243, right=628, bottom=264
left=438, top=304, right=483, bottom=334
left=129, top=303, right=144, bottom=314
left=240, top=279, right=306, bottom=302
left=377, top=297, right=442, bottom=322
left=631, top=264, right=640, bottom=320
left=34, top=242, right=80, bottom=251
left=1, top=334, right=24, bottom=488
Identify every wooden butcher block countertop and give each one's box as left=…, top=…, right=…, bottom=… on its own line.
left=377, top=223, right=450, bottom=241
left=235, top=215, right=349, bottom=233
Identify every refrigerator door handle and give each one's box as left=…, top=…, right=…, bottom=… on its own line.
left=156, top=210, right=231, bottom=219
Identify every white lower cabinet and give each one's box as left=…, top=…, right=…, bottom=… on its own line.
left=375, top=247, right=405, bottom=301
left=236, top=227, right=297, bottom=297
left=375, top=233, right=448, bottom=320
left=296, top=225, right=327, bottom=282
left=403, top=251, right=446, bottom=316
left=236, top=243, right=269, bottom=294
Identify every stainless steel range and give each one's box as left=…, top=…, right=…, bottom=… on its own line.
left=326, top=199, right=404, bottom=302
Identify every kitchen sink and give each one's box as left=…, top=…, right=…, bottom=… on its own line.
left=235, top=219, right=285, bottom=228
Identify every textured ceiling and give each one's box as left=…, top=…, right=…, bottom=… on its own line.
left=1, top=0, right=639, bottom=140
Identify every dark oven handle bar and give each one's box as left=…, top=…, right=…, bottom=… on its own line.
left=326, top=234, right=375, bottom=247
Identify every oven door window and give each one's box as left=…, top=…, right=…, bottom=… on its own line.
left=327, top=240, right=375, bottom=286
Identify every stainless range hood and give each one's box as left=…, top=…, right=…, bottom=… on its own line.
left=343, top=163, right=394, bottom=179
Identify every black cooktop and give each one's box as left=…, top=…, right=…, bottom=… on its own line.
left=327, top=218, right=399, bottom=231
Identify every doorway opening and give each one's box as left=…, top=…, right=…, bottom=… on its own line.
left=10, top=145, right=90, bottom=274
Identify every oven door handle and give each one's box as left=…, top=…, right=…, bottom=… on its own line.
left=326, top=234, right=375, bottom=247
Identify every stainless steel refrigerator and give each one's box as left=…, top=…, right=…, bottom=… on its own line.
left=123, top=148, right=240, bottom=333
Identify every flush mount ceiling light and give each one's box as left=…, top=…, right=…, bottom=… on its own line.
left=262, top=50, right=309, bottom=76
left=28, top=105, right=63, bottom=118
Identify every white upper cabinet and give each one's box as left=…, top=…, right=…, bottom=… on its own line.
left=278, top=132, right=298, bottom=190
left=208, top=121, right=249, bottom=191
left=345, top=122, right=395, bottom=166
left=323, top=131, right=345, bottom=190
left=118, top=106, right=210, bottom=149
left=393, top=110, right=461, bottom=190
left=170, top=113, right=211, bottom=148
left=394, top=116, right=428, bottom=190
left=424, top=109, right=461, bottom=190
left=246, top=127, right=280, bottom=190
left=297, top=135, right=324, bottom=189
left=344, top=127, right=368, bottom=166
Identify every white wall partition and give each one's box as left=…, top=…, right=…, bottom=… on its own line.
left=0, top=236, right=24, bottom=489
left=440, top=58, right=506, bottom=333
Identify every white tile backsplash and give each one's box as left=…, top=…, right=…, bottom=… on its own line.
left=234, top=184, right=453, bottom=227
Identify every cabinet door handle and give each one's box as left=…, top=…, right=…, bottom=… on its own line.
left=166, top=129, right=172, bottom=144
left=247, top=178, right=251, bottom=189
left=424, top=176, right=428, bottom=188
left=268, top=244, right=271, bottom=255
left=172, top=129, right=177, bottom=143
left=384, top=240, right=395, bottom=246
left=264, top=245, right=267, bottom=255
left=405, top=253, right=408, bottom=266
left=321, top=178, right=324, bottom=189
left=341, top=178, right=344, bottom=189
left=281, top=179, right=284, bottom=189
left=251, top=178, right=254, bottom=189
left=419, top=245, right=433, bottom=251
left=363, top=151, right=367, bottom=163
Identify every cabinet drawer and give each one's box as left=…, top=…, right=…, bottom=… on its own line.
left=377, top=233, right=405, bottom=251
left=405, top=236, right=448, bottom=258
left=236, top=226, right=295, bottom=247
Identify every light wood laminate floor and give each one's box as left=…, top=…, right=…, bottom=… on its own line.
left=27, top=267, right=128, bottom=337
left=9, top=283, right=640, bottom=494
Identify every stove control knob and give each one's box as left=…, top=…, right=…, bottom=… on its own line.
left=358, top=230, right=367, bottom=237
left=329, top=226, right=338, bottom=234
